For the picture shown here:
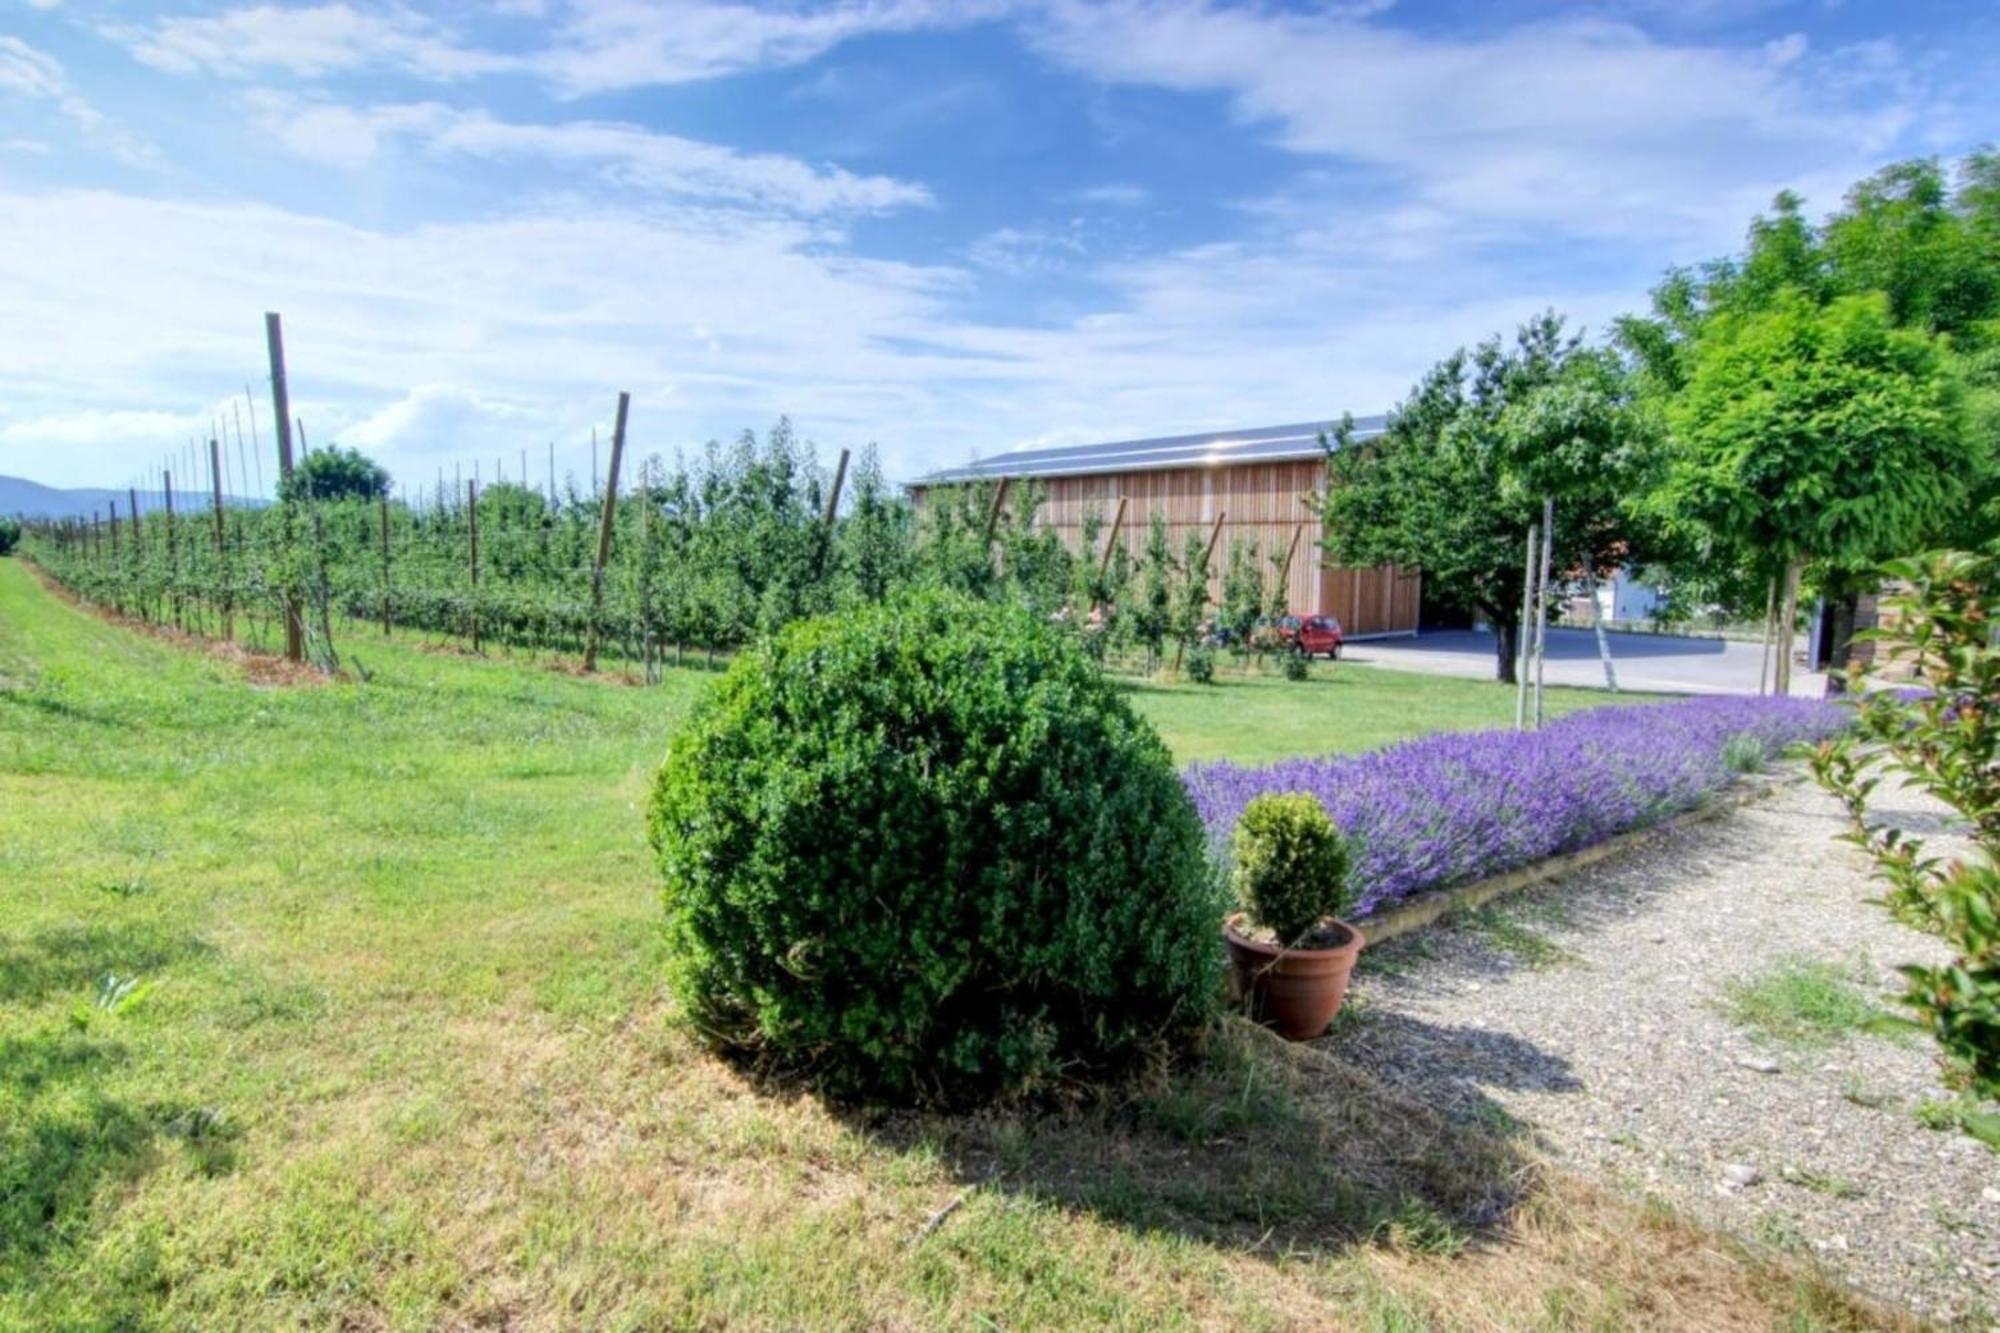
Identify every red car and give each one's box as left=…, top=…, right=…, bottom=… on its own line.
left=1289, top=613, right=1344, bottom=659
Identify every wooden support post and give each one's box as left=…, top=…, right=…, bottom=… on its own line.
left=1516, top=523, right=1537, bottom=730
left=815, top=446, right=850, bottom=577
left=128, top=488, right=141, bottom=541
left=1533, top=497, right=1554, bottom=728
left=1201, top=510, right=1227, bottom=571
left=981, top=476, right=1011, bottom=545
left=164, top=469, right=179, bottom=629
left=1097, top=496, right=1130, bottom=579
left=1273, top=520, right=1303, bottom=590
left=380, top=492, right=393, bottom=636
left=821, top=447, right=851, bottom=530
left=265, top=311, right=303, bottom=662
left=1757, top=574, right=1777, bottom=696
left=209, top=436, right=230, bottom=639
left=467, top=479, right=480, bottom=653
left=583, top=392, right=630, bottom=672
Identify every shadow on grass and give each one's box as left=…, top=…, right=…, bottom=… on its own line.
left=0, top=688, right=129, bottom=729
left=0, top=921, right=211, bottom=1006
left=826, top=1017, right=1544, bottom=1260
left=1, top=1025, right=241, bottom=1298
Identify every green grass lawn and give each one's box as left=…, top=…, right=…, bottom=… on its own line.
left=0, top=561, right=1880, bottom=1331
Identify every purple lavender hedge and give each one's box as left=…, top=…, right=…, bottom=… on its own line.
left=1183, top=695, right=1849, bottom=920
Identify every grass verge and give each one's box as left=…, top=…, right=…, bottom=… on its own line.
left=0, top=560, right=1894, bottom=1329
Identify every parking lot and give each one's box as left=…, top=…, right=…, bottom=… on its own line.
left=1344, top=626, right=1826, bottom=697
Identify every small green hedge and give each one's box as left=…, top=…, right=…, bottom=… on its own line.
left=649, top=587, right=1223, bottom=1103
left=1231, top=793, right=1352, bottom=944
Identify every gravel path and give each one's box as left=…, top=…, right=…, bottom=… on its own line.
left=1325, top=773, right=2000, bottom=1325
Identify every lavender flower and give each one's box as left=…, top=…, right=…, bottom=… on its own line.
left=1183, top=695, right=1849, bottom=919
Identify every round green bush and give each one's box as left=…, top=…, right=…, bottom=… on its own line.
left=0, top=517, right=20, bottom=558
left=1281, top=651, right=1310, bottom=682
left=1232, top=793, right=1352, bottom=945
left=1186, top=646, right=1216, bottom=684
left=649, top=587, right=1225, bottom=1103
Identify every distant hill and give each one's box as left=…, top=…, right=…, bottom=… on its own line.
left=1, top=475, right=262, bottom=519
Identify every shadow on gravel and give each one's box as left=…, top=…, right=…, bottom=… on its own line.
left=1325, top=1010, right=1584, bottom=1129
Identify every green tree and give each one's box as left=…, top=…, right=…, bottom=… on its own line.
left=1654, top=291, right=1972, bottom=686
left=832, top=445, right=912, bottom=606
left=284, top=446, right=390, bottom=502
left=1219, top=536, right=1263, bottom=656
left=1132, top=513, right=1174, bottom=668
left=1319, top=313, right=1653, bottom=682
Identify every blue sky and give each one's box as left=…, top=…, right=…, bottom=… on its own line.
left=1, top=0, right=1994, bottom=494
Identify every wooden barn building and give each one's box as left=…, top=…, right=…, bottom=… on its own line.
left=910, top=420, right=1422, bottom=638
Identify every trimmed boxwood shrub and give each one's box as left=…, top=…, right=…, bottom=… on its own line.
left=1231, top=793, right=1352, bottom=945
left=649, top=587, right=1224, bottom=1103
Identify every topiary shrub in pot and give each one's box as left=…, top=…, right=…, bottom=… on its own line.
left=1223, top=792, right=1363, bottom=1040
left=649, top=586, right=1226, bottom=1104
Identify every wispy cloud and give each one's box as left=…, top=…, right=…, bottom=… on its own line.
left=243, top=92, right=932, bottom=215
left=1025, top=1, right=1919, bottom=249
left=0, top=35, right=162, bottom=168
left=112, top=0, right=994, bottom=95
left=118, top=3, right=515, bottom=80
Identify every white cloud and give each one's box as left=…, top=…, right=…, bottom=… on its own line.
left=242, top=92, right=450, bottom=170
left=535, top=0, right=990, bottom=97
left=113, top=0, right=992, bottom=96
left=340, top=384, right=535, bottom=456
left=0, top=35, right=161, bottom=168
left=967, top=222, right=1086, bottom=274
left=1026, top=2, right=1917, bottom=249
left=120, top=3, right=515, bottom=80
left=0, top=168, right=1858, bottom=492
left=1073, top=183, right=1149, bottom=206
left=242, top=93, right=931, bottom=214
left=428, top=110, right=932, bottom=214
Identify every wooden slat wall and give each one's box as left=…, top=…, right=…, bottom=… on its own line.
left=915, top=462, right=1422, bottom=634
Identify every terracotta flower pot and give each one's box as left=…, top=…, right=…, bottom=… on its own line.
left=1223, top=913, right=1365, bottom=1041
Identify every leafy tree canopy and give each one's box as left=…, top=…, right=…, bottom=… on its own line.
left=1318, top=311, right=1656, bottom=681
left=284, top=445, right=391, bottom=503
left=1652, top=291, right=1972, bottom=579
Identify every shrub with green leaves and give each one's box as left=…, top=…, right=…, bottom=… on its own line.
left=1811, top=551, right=2000, bottom=1143
left=1186, top=646, right=1216, bottom=684
left=649, top=587, right=1224, bottom=1103
left=1282, top=651, right=1310, bottom=682
left=1231, top=793, right=1352, bottom=946
left=0, top=516, right=19, bottom=557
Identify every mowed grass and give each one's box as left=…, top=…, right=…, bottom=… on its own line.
left=0, top=561, right=1890, bottom=1331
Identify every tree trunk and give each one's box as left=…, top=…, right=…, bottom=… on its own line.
left=1823, top=585, right=1860, bottom=697
left=1774, top=559, right=1802, bottom=696
left=1494, top=617, right=1519, bottom=685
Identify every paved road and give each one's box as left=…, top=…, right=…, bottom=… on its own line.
left=1344, top=626, right=1827, bottom=696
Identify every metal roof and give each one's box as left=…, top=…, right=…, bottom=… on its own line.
left=912, top=415, right=1389, bottom=485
